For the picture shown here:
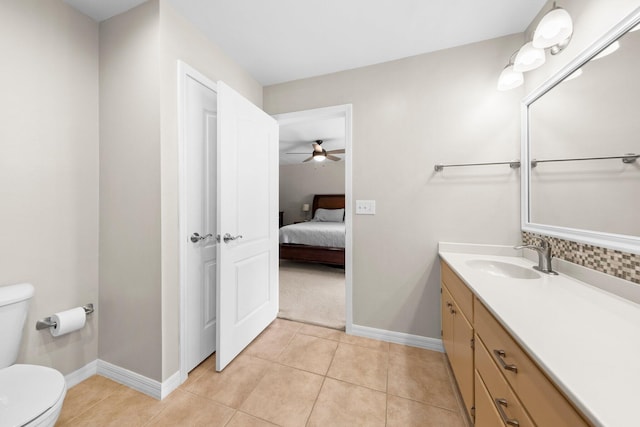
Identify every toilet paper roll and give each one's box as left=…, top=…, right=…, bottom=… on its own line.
left=50, top=307, right=86, bottom=337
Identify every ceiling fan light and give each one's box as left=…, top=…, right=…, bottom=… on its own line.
left=532, top=7, right=573, bottom=49
left=312, top=150, right=326, bottom=161
left=513, top=42, right=546, bottom=72
left=497, top=65, right=523, bottom=91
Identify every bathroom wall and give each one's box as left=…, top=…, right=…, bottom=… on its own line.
left=98, top=0, right=163, bottom=381
left=0, top=0, right=99, bottom=374
left=264, top=34, right=524, bottom=339
left=522, top=0, right=640, bottom=281
left=280, top=162, right=345, bottom=225
left=99, top=0, right=264, bottom=382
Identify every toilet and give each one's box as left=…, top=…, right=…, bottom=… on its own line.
left=0, top=283, right=67, bottom=427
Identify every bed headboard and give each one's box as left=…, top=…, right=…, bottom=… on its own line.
left=312, top=194, right=345, bottom=217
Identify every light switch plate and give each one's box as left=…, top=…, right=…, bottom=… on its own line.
left=355, top=200, right=376, bottom=215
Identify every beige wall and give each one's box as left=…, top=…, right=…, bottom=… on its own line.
left=98, top=0, right=163, bottom=380
left=158, top=0, right=263, bottom=380
left=280, top=162, right=345, bottom=225
left=0, top=0, right=99, bottom=374
left=265, top=35, right=524, bottom=338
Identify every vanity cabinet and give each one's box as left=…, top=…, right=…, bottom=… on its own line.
left=441, top=261, right=474, bottom=419
left=441, top=260, right=591, bottom=427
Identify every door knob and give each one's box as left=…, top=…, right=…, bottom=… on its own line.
left=190, top=232, right=213, bottom=243
left=223, top=233, right=243, bottom=243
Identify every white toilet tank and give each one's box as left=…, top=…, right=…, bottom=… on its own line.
left=0, top=283, right=34, bottom=368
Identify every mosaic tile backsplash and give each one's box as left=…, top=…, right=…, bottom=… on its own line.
left=522, top=232, right=640, bottom=285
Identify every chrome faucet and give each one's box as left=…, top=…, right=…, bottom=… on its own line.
left=514, top=238, right=558, bottom=275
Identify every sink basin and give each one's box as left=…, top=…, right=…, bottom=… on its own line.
left=465, top=259, right=541, bottom=280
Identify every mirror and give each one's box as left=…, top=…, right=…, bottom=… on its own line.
left=522, top=8, right=640, bottom=255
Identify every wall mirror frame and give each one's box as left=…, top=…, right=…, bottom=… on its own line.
left=521, top=6, right=640, bottom=256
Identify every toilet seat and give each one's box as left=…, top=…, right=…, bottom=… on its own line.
left=0, top=364, right=66, bottom=427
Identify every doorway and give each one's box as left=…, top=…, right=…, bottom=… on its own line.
left=273, top=105, right=353, bottom=332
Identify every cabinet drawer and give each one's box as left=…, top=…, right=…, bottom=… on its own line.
left=475, top=299, right=589, bottom=427
left=475, top=334, right=534, bottom=427
left=441, top=261, right=473, bottom=320
left=474, top=371, right=503, bottom=427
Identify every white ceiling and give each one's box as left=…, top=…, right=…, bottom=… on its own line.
left=66, top=0, right=546, bottom=86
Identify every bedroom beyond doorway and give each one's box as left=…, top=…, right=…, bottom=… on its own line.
left=275, top=104, right=352, bottom=331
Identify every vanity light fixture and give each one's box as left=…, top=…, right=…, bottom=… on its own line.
left=513, top=42, right=546, bottom=72
left=532, top=2, right=574, bottom=54
left=497, top=51, right=523, bottom=91
left=497, top=3, right=574, bottom=90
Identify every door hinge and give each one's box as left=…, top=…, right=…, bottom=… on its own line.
left=440, top=329, right=443, bottom=337
left=470, top=337, right=475, bottom=349
left=471, top=406, right=476, bottom=422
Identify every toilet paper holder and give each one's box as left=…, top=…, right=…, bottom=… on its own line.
left=35, top=303, right=95, bottom=330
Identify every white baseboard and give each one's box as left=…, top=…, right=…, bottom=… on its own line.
left=96, top=360, right=180, bottom=400
left=161, top=370, right=181, bottom=399
left=350, top=324, right=444, bottom=353
left=64, top=360, right=98, bottom=388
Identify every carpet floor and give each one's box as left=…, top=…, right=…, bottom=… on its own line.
left=278, top=260, right=345, bottom=330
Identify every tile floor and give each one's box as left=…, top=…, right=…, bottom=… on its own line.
left=57, top=319, right=470, bottom=426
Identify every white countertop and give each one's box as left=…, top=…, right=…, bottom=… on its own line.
left=439, top=243, right=640, bottom=427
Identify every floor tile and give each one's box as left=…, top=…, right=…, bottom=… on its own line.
left=326, top=343, right=388, bottom=391
left=240, top=364, right=324, bottom=427
left=58, top=375, right=127, bottom=425
left=387, top=351, right=458, bottom=410
left=66, top=386, right=169, bottom=426
left=386, top=395, right=465, bottom=427
left=144, top=389, right=234, bottom=426
left=225, top=411, right=279, bottom=427
left=298, top=323, right=345, bottom=341
left=278, top=334, right=338, bottom=375
left=180, top=353, right=217, bottom=390
left=307, top=378, right=386, bottom=427
left=339, top=333, right=390, bottom=351
left=389, top=343, right=445, bottom=365
left=243, top=325, right=297, bottom=361
left=268, top=318, right=303, bottom=332
left=184, top=354, right=272, bottom=408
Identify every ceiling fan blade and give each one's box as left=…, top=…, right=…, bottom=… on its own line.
left=312, top=142, right=323, bottom=152
left=326, top=149, right=345, bottom=154
left=302, top=156, right=313, bottom=162
left=285, top=152, right=309, bottom=154
left=327, top=154, right=341, bottom=161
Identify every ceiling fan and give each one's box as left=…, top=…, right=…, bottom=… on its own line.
left=286, top=140, right=345, bottom=163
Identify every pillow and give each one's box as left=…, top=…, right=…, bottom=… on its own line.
left=312, top=208, right=345, bottom=222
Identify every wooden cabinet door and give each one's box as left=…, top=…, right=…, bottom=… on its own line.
left=452, top=298, right=474, bottom=417
left=441, top=286, right=454, bottom=357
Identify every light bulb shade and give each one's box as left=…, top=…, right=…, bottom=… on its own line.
left=513, top=42, right=546, bottom=72
left=564, top=68, right=582, bottom=82
left=532, top=7, right=573, bottom=49
left=497, top=65, right=523, bottom=91
left=593, top=40, right=620, bottom=60
left=312, top=149, right=326, bottom=161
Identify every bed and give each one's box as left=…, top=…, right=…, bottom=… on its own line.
left=279, top=194, right=345, bottom=267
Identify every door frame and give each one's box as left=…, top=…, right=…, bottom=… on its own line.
left=177, top=61, right=218, bottom=383
left=272, top=105, right=354, bottom=333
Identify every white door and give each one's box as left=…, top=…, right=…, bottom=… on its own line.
left=185, top=75, right=218, bottom=372
left=216, top=81, right=279, bottom=371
